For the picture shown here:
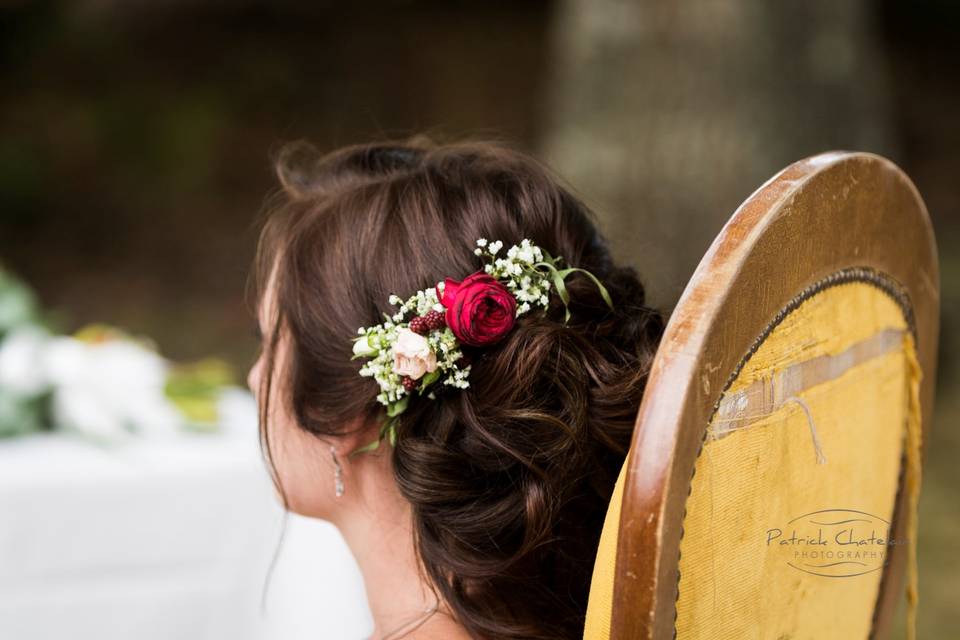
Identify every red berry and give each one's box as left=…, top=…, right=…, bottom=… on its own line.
left=423, top=309, right=446, bottom=331
left=409, top=316, right=429, bottom=335
left=401, top=376, right=418, bottom=392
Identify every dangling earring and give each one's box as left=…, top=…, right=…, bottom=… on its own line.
left=330, top=445, right=345, bottom=498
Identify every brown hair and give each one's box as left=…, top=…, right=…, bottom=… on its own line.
left=251, top=135, right=664, bottom=639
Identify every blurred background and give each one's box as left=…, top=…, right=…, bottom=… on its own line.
left=1, top=0, right=957, bottom=637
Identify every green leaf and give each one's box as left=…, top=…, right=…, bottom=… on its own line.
left=549, top=267, right=573, bottom=325
left=388, top=424, right=397, bottom=446
left=531, top=259, right=563, bottom=275
left=538, top=249, right=562, bottom=268
left=563, top=267, right=615, bottom=311
left=347, top=415, right=397, bottom=460
left=348, top=435, right=381, bottom=459
left=551, top=267, right=571, bottom=307
left=418, top=369, right=441, bottom=393
left=531, top=260, right=613, bottom=324
left=386, top=396, right=409, bottom=417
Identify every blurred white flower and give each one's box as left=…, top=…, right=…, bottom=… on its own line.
left=43, top=336, right=183, bottom=441
left=0, top=325, right=51, bottom=396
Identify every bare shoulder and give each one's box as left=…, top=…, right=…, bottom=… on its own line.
left=407, top=612, right=473, bottom=640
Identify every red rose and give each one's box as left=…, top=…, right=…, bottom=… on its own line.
left=436, top=272, right=517, bottom=346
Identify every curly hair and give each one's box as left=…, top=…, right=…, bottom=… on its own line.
left=250, top=135, right=665, bottom=640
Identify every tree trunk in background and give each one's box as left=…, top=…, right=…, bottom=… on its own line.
left=540, top=0, right=895, bottom=311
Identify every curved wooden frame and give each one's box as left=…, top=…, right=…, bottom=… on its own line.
left=611, top=152, right=940, bottom=640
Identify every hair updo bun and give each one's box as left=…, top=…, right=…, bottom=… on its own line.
left=253, top=135, right=665, bottom=640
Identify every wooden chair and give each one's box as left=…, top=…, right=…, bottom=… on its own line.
left=583, top=152, right=939, bottom=640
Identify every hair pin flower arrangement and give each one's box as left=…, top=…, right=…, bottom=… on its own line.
left=348, top=237, right=614, bottom=457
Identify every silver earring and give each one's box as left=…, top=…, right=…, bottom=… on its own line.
left=330, top=445, right=344, bottom=498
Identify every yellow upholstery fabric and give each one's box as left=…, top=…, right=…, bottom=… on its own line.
left=583, top=449, right=629, bottom=640
left=581, top=280, right=923, bottom=640
left=675, top=281, right=922, bottom=639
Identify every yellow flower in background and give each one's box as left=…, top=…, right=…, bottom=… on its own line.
left=165, top=358, right=236, bottom=431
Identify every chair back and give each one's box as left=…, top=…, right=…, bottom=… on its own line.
left=583, top=151, right=939, bottom=640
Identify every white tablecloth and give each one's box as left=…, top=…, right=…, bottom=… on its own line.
left=0, top=419, right=372, bottom=639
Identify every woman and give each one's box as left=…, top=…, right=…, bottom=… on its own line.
left=247, top=136, right=665, bottom=640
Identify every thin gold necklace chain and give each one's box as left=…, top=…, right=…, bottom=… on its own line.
left=374, top=601, right=440, bottom=640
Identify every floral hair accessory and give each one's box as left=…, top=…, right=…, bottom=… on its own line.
left=348, top=237, right=614, bottom=457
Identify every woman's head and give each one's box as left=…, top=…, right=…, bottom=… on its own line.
left=248, top=136, right=664, bottom=639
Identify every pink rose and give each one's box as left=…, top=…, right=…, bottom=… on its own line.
left=392, top=327, right=438, bottom=380
left=436, top=272, right=517, bottom=347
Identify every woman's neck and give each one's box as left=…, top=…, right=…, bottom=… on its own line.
left=335, top=456, right=441, bottom=639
